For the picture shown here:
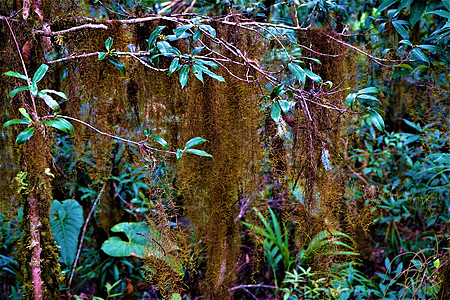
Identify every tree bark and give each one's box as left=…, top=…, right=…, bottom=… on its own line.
left=29, top=191, right=43, bottom=300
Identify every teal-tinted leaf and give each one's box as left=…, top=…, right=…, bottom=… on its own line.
left=50, top=200, right=83, bottom=266
left=30, top=82, right=38, bottom=96
left=41, top=89, right=67, bottom=99
left=101, top=222, right=151, bottom=257
left=199, top=24, right=216, bottom=38
left=196, top=64, right=224, bottom=82
left=19, top=108, right=32, bottom=121
left=417, top=45, right=443, bottom=53
left=346, top=93, right=356, bottom=109
left=157, top=41, right=173, bottom=56
left=278, top=100, right=291, bottom=113
left=193, top=29, right=201, bottom=42
left=148, top=26, right=165, bottom=48
left=176, top=149, right=183, bottom=160
left=444, top=0, right=450, bottom=11
left=3, top=118, right=31, bottom=128
left=367, top=108, right=386, bottom=132
left=411, top=48, right=429, bottom=64
left=44, top=119, right=68, bottom=132
left=192, top=65, right=203, bottom=83
left=403, top=119, right=422, bottom=132
left=32, top=64, right=49, bottom=84
left=376, top=0, right=398, bottom=13
left=185, top=137, right=207, bottom=149
left=38, top=92, right=60, bottom=111
left=288, top=62, right=306, bottom=85
left=57, top=118, right=74, bottom=134
left=356, top=94, right=380, bottom=102
left=179, top=65, right=189, bottom=88
left=358, top=87, right=379, bottom=94
left=105, top=37, right=113, bottom=51
left=398, top=63, right=413, bottom=71
left=8, top=86, right=29, bottom=99
left=173, top=25, right=193, bottom=37
left=260, top=103, right=271, bottom=111
left=98, top=52, right=107, bottom=60
left=16, top=127, right=35, bottom=144
left=392, top=21, right=409, bottom=39
left=305, top=69, right=322, bottom=82
left=398, top=0, right=413, bottom=11
left=107, top=57, right=126, bottom=74
left=169, top=57, right=180, bottom=75
left=192, top=46, right=204, bottom=56
left=184, top=148, right=213, bottom=158
left=196, top=59, right=218, bottom=69
left=399, top=39, right=412, bottom=46
left=151, top=135, right=169, bottom=148
left=270, top=101, right=281, bottom=123
left=271, top=83, right=285, bottom=98
left=4, top=71, right=28, bottom=81
left=409, top=0, right=426, bottom=25
left=427, top=10, right=450, bottom=18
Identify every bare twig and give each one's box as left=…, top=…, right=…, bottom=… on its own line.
left=68, top=182, right=107, bottom=290
left=57, top=115, right=176, bottom=155
left=34, top=24, right=108, bottom=36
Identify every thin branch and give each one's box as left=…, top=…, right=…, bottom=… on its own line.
left=68, top=182, right=107, bottom=290
left=229, top=284, right=284, bottom=291
left=57, top=115, right=176, bottom=155
left=34, top=24, right=108, bottom=36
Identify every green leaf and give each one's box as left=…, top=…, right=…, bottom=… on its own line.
left=346, top=93, right=356, bottom=109
left=376, top=0, right=398, bottom=13
left=3, top=118, right=31, bottom=128
left=176, top=149, right=183, bottom=160
left=427, top=10, right=450, bottom=19
left=192, top=46, right=204, bottom=56
left=398, top=63, right=413, bottom=71
left=192, top=64, right=203, bottom=83
left=193, top=29, right=201, bottom=42
left=16, top=127, right=35, bottom=144
left=148, top=26, right=165, bottom=48
left=173, top=25, right=194, bottom=37
left=356, top=94, right=380, bottom=102
left=32, top=64, right=49, bottom=85
left=19, top=108, right=32, bottom=121
left=157, top=41, right=173, bottom=56
left=30, top=82, right=38, bottom=96
left=4, top=71, right=28, bottom=81
left=151, top=135, right=169, bottom=148
left=179, top=65, right=189, bottom=88
left=101, top=222, right=151, bottom=258
left=57, top=118, right=74, bottom=134
left=44, top=119, right=68, bottom=133
left=199, top=24, right=216, bottom=38
left=198, top=65, right=224, bottom=82
left=444, top=0, right=450, bottom=11
left=169, top=57, right=180, bottom=75
left=185, top=137, right=207, bottom=149
left=107, top=57, right=126, bottom=74
left=38, top=92, right=60, bottom=111
left=270, top=101, right=281, bottom=123
left=288, top=62, right=306, bottom=85
left=411, top=48, right=430, bottom=65
left=304, top=69, right=322, bottom=83
left=398, top=0, right=414, bottom=11
left=105, top=37, right=113, bottom=51
left=184, top=148, right=212, bottom=158
left=98, top=52, right=107, bottom=60
left=50, top=200, right=83, bottom=266
left=41, top=89, right=67, bottom=99
left=367, top=108, right=386, bottom=133
left=392, top=21, right=409, bottom=39
left=358, top=87, right=379, bottom=94
left=409, top=0, right=426, bottom=26
left=8, top=86, right=30, bottom=99
left=417, top=45, right=443, bottom=53
left=271, top=83, right=285, bottom=98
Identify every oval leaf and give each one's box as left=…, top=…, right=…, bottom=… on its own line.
left=101, top=222, right=151, bottom=257
left=4, top=71, right=28, bottom=81
left=151, top=135, right=169, bottom=148
left=38, top=92, right=60, bottom=111
left=304, top=69, right=322, bottom=83
left=184, top=148, right=213, bottom=158
left=376, top=0, right=398, bottom=13
left=57, top=118, right=74, bottom=134
left=105, top=37, right=113, bottom=51
left=98, top=52, right=107, bottom=60
left=179, top=65, right=189, bottom=88
left=148, top=26, right=165, bottom=48
left=185, top=137, right=207, bottom=149
left=288, top=62, right=306, bottom=85
left=16, top=127, right=35, bottom=144
left=367, top=108, right=386, bottom=133
left=19, top=108, right=32, bottom=121
left=107, top=57, right=126, bottom=74
left=3, top=118, right=31, bottom=128
left=169, top=57, right=180, bottom=75
left=41, top=89, right=68, bottom=100
left=44, top=119, right=68, bottom=133
left=270, top=101, right=281, bottom=123
left=50, top=200, right=83, bottom=266
left=358, top=87, right=379, bottom=94
left=32, top=64, right=49, bottom=84
left=8, top=86, right=30, bottom=99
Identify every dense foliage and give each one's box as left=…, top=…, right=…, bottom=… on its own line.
left=0, top=0, right=449, bottom=299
